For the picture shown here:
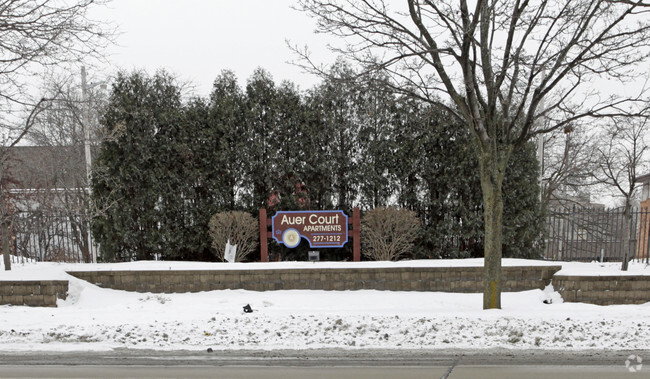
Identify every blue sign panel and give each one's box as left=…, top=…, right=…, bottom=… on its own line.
left=271, top=210, right=349, bottom=248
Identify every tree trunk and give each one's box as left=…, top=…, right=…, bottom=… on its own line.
left=478, top=148, right=510, bottom=309
left=621, top=201, right=632, bottom=271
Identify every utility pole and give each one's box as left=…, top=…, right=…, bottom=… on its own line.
left=81, top=66, right=97, bottom=264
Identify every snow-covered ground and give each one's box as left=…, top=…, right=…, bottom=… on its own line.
left=1, top=257, right=649, bottom=352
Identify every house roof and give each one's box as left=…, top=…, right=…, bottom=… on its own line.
left=635, top=173, right=650, bottom=184
left=2, top=145, right=92, bottom=190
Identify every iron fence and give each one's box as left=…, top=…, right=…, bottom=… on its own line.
left=6, top=206, right=650, bottom=264
left=7, top=211, right=96, bottom=263
left=544, top=206, right=650, bottom=263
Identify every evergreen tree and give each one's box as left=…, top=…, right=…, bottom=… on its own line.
left=270, top=81, right=312, bottom=211
left=242, top=68, right=278, bottom=211
left=160, top=98, right=222, bottom=260
left=154, top=96, right=196, bottom=259
left=502, top=142, right=545, bottom=259
left=393, top=100, right=482, bottom=259
left=301, top=90, right=335, bottom=210
left=393, top=98, right=543, bottom=259
left=310, top=61, right=360, bottom=213
left=91, top=67, right=544, bottom=263
left=356, top=73, right=396, bottom=209
left=92, top=71, right=183, bottom=261
left=208, top=70, right=248, bottom=211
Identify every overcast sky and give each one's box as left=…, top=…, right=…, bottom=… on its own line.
left=94, top=0, right=334, bottom=96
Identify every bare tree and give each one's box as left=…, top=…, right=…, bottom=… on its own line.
left=16, top=73, right=109, bottom=263
left=592, top=116, right=649, bottom=270
left=0, top=0, right=112, bottom=134
left=1, top=0, right=113, bottom=270
left=209, top=212, right=259, bottom=262
left=541, top=124, right=599, bottom=207
left=27, top=74, right=108, bottom=147
left=361, top=207, right=420, bottom=261
left=1, top=97, right=55, bottom=269
left=295, top=0, right=650, bottom=308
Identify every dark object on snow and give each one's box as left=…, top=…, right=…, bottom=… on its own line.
left=243, top=304, right=253, bottom=313
left=543, top=299, right=552, bottom=304
left=207, top=348, right=213, bottom=353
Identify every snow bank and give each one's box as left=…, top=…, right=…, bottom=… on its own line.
left=63, top=257, right=562, bottom=272
left=1, top=259, right=649, bottom=352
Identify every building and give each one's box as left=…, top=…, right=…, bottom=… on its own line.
left=1, top=145, right=95, bottom=262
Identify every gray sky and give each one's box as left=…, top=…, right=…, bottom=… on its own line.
left=95, top=0, right=333, bottom=96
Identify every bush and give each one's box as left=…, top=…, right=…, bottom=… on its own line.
left=208, top=211, right=258, bottom=262
left=361, top=207, right=420, bottom=261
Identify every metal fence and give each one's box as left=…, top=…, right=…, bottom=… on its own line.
left=7, top=211, right=97, bottom=263
left=6, top=206, right=650, bottom=264
left=544, top=206, right=650, bottom=263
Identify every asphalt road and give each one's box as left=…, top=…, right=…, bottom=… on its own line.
left=0, top=348, right=646, bottom=378
left=0, top=365, right=639, bottom=379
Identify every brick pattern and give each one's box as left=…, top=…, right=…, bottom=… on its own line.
left=553, top=275, right=650, bottom=305
left=67, top=266, right=561, bottom=294
left=0, top=281, right=68, bottom=307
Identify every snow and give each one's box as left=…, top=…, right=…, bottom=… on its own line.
left=62, top=257, right=562, bottom=272
left=1, top=257, right=649, bottom=352
left=555, top=260, right=650, bottom=276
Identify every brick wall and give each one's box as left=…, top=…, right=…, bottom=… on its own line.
left=553, top=275, right=650, bottom=305
left=0, top=281, right=68, bottom=307
left=67, top=265, right=561, bottom=293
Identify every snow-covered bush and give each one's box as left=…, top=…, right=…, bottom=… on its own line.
left=208, top=211, right=258, bottom=262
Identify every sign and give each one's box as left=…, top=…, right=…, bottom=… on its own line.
left=272, top=210, right=348, bottom=248
left=224, top=240, right=237, bottom=263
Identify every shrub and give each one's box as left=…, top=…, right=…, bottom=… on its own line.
left=208, top=211, right=258, bottom=262
left=361, top=207, right=420, bottom=261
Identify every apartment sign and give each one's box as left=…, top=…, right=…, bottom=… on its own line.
left=272, top=210, right=348, bottom=248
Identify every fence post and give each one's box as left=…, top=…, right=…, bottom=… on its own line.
left=259, top=208, right=269, bottom=262
left=353, top=207, right=360, bottom=262
left=2, top=221, right=10, bottom=270
left=646, top=206, right=650, bottom=264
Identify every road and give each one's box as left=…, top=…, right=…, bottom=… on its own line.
left=0, top=348, right=646, bottom=378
